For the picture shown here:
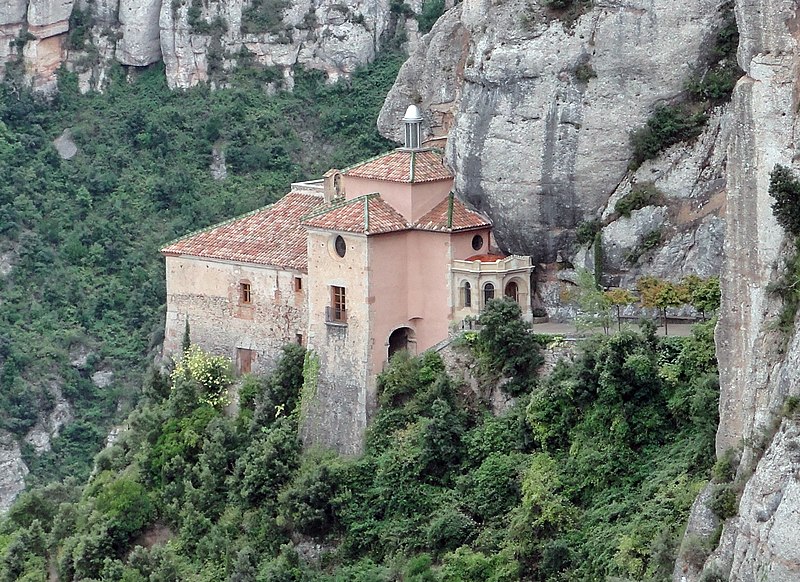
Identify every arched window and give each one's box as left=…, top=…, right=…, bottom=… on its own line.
left=483, top=282, right=495, bottom=307
left=505, top=281, right=519, bottom=303
left=463, top=282, right=472, bottom=307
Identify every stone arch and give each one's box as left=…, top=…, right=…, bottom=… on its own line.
left=388, top=326, right=415, bottom=361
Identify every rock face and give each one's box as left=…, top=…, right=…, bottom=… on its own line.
left=0, top=431, right=28, bottom=514
left=700, top=420, right=800, bottom=582
left=674, top=0, right=800, bottom=578
left=116, top=0, right=162, bottom=66
left=380, top=0, right=726, bottom=265
left=0, top=0, right=419, bottom=91
left=23, top=383, right=73, bottom=454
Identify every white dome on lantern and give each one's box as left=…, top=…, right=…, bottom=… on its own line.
left=402, top=105, right=423, bottom=123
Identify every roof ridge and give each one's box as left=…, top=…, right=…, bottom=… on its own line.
left=300, top=192, right=380, bottom=221
left=160, top=192, right=320, bottom=251
left=341, top=149, right=400, bottom=174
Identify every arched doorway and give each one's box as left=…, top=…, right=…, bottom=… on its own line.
left=505, top=281, right=519, bottom=303
left=388, top=327, right=415, bottom=361
left=483, top=282, right=495, bottom=307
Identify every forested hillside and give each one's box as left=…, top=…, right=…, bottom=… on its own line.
left=0, top=301, right=720, bottom=581
left=0, top=54, right=402, bottom=485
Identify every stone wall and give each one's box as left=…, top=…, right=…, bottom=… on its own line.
left=163, top=254, right=307, bottom=374
left=301, top=229, right=372, bottom=456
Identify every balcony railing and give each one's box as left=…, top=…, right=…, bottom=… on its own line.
left=325, top=306, right=348, bottom=325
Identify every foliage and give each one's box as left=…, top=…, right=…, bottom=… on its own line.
left=574, top=62, right=597, bottom=83
left=0, top=51, right=399, bottom=483
left=171, top=345, right=233, bottom=408
left=629, top=2, right=739, bottom=168
left=593, top=230, right=603, bottom=287
left=575, top=218, right=600, bottom=246
left=240, top=0, right=289, bottom=34
left=416, top=0, right=446, bottom=34
left=571, top=268, right=611, bottom=334
left=615, top=181, right=664, bottom=217
left=475, top=299, right=543, bottom=396
left=0, top=318, right=719, bottom=581
left=630, top=105, right=708, bottom=168
left=638, top=276, right=690, bottom=335
left=685, top=1, right=741, bottom=104
left=605, top=287, right=637, bottom=331
left=768, top=164, right=800, bottom=237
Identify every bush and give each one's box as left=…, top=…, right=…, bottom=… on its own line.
left=476, top=299, right=543, bottom=396
left=768, top=164, right=800, bottom=236
left=630, top=105, right=707, bottom=168
left=575, top=219, right=600, bottom=245
left=417, top=0, right=445, bottom=33
left=615, top=182, right=664, bottom=217
left=170, top=345, right=233, bottom=408
left=710, top=483, right=738, bottom=520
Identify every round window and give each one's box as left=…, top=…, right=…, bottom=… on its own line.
left=334, top=235, right=347, bottom=258
left=471, top=234, right=484, bottom=251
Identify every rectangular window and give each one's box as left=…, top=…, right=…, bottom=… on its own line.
left=294, top=276, right=303, bottom=292
left=296, top=333, right=304, bottom=345
left=240, top=282, right=252, bottom=304
left=327, top=285, right=347, bottom=323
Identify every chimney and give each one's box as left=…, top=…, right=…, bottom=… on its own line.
left=323, top=169, right=342, bottom=203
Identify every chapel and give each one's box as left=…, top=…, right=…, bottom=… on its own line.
left=161, top=106, right=533, bottom=453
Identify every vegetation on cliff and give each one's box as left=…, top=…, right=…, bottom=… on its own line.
left=0, top=301, right=719, bottom=581
left=0, top=54, right=402, bottom=484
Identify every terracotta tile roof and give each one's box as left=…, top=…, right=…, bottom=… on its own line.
left=302, top=194, right=410, bottom=234
left=161, top=191, right=324, bottom=271
left=414, top=195, right=492, bottom=232
left=466, top=253, right=507, bottom=262
left=344, top=149, right=453, bottom=183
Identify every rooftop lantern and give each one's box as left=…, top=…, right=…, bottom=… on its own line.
left=403, top=104, right=423, bottom=150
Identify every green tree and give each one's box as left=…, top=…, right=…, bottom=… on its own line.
left=477, top=299, right=543, bottom=395
left=637, top=276, right=687, bottom=335
left=573, top=269, right=612, bottom=335
left=768, top=164, right=800, bottom=236
left=605, top=287, right=637, bottom=331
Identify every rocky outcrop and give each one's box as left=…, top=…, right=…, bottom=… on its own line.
left=23, top=383, right=73, bottom=454
left=674, top=0, right=800, bottom=578
left=116, top=0, right=162, bottom=66
left=0, top=430, right=28, bottom=514
left=380, top=0, right=727, bottom=265
left=699, top=420, right=800, bottom=582
left=1, top=0, right=420, bottom=91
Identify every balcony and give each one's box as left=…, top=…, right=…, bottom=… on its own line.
left=325, top=306, right=348, bottom=326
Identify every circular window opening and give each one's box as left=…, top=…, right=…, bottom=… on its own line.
left=471, top=234, right=484, bottom=251
left=334, top=235, right=347, bottom=258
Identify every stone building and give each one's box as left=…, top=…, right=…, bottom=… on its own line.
left=162, top=106, right=533, bottom=454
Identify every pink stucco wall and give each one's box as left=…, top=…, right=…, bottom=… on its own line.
left=450, top=228, right=493, bottom=260
left=368, top=230, right=452, bottom=374
left=342, top=175, right=454, bottom=223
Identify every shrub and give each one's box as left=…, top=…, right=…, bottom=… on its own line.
left=575, top=219, right=600, bottom=245
left=630, top=105, right=707, bottom=168
left=768, top=164, right=800, bottom=236
left=241, top=0, right=288, bottom=34
left=170, top=345, right=233, bottom=408
left=575, top=62, right=597, bottom=82
left=476, top=299, right=543, bottom=396
left=710, top=483, right=738, bottom=520
left=615, top=182, right=664, bottom=217
left=417, top=0, right=445, bottom=34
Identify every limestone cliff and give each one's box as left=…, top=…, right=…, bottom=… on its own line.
left=680, top=0, right=800, bottom=578
left=0, top=0, right=423, bottom=92
left=379, top=0, right=729, bottom=271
